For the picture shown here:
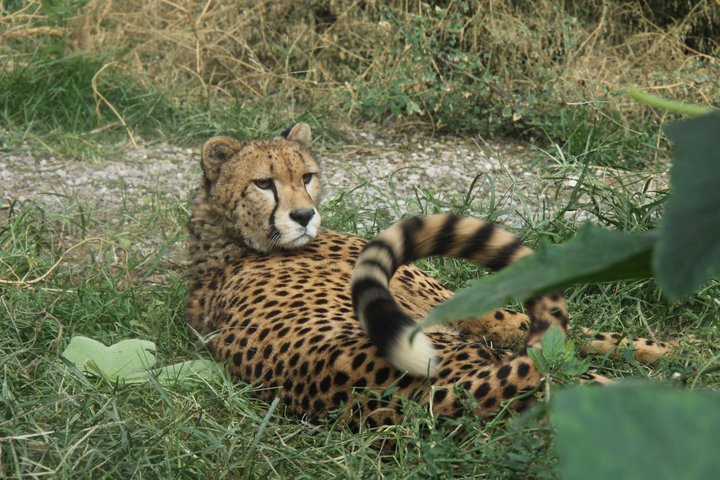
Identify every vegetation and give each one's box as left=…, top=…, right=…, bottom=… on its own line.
left=2, top=1, right=718, bottom=159
left=1, top=1, right=719, bottom=478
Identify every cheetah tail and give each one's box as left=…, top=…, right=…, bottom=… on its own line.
left=351, top=214, right=569, bottom=377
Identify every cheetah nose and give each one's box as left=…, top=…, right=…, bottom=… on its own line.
left=289, top=208, right=315, bottom=227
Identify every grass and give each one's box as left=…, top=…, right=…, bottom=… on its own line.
left=2, top=1, right=718, bottom=162
left=2, top=142, right=718, bottom=477
left=0, top=52, right=337, bottom=160
left=1, top=1, right=718, bottom=477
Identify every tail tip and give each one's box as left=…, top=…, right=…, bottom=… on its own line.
left=388, top=327, right=438, bottom=378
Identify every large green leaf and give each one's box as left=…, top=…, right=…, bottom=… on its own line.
left=61, top=336, right=220, bottom=385
left=552, top=384, right=720, bottom=479
left=420, top=225, right=657, bottom=327
left=62, top=336, right=157, bottom=382
left=656, top=112, right=720, bottom=299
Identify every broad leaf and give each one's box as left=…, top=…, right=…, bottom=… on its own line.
left=540, top=324, right=565, bottom=362
left=656, top=112, right=720, bottom=299
left=553, top=384, right=720, bottom=479
left=527, top=347, right=547, bottom=374
left=420, top=225, right=656, bottom=327
left=62, top=336, right=156, bottom=382
left=123, top=359, right=221, bottom=385
left=62, top=336, right=220, bottom=385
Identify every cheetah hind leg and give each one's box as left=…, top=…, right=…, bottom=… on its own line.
left=579, top=327, right=675, bottom=364
left=454, top=311, right=675, bottom=365
left=451, top=310, right=617, bottom=385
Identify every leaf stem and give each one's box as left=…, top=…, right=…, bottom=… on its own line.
left=628, top=89, right=713, bottom=116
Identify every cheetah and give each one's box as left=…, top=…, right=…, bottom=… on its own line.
left=187, top=123, right=672, bottom=428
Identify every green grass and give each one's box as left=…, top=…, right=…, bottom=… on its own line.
left=1, top=200, right=555, bottom=478
left=2, top=142, right=718, bottom=478
left=0, top=52, right=337, bottom=160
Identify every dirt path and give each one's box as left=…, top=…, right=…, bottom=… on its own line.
left=1, top=128, right=668, bottom=229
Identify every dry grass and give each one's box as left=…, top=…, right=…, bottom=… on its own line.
left=1, top=0, right=718, bottom=136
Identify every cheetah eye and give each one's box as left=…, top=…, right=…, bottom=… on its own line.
left=302, top=173, right=314, bottom=185
left=253, top=178, right=273, bottom=190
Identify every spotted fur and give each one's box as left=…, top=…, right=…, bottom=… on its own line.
left=187, top=123, right=672, bottom=428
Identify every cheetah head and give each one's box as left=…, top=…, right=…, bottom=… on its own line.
left=201, top=123, right=322, bottom=252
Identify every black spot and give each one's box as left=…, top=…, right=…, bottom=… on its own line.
left=496, top=365, right=512, bottom=380
left=246, top=348, right=256, bottom=361
left=299, top=361, right=309, bottom=376
left=319, top=376, right=331, bottom=393
left=397, top=375, right=414, bottom=389
left=328, top=349, right=342, bottom=366
left=289, top=353, right=300, bottom=367
left=594, top=333, right=606, bottom=341
left=494, top=311, right=505, bottom=320
left=375, top=367, right=391, bottom=384
left=224, top=333, right=235, bottom=344
left=334, top=372, right=349, bottom=386
left=517, top=362, right=531, bottom=378
left=253, top=363, right=263, bottom=378
left=474, top=382, right=490, bottom=399
left=456, top=352, right=470, bottom=361
left=313, top=399, right=325, bottom=412
left=353, top=377, right=368, bottom=389
left=531, top=319, right=550, bottom=333
left=351, top=352, right=367, bottom=370
left=262, top=344, right=273, bottom=358
left=645, top=339, right=655, bottom=346
left=503, top=384, right=518, bottom=399
left=232, top=352, right=242, bottom=366
left=332, top=392, right=348, bottom=406
left=482, top=396, right=497, bottom=409
left=433, top=389, right=449, bottom=405
left=314, top=359, right=326, bottom=374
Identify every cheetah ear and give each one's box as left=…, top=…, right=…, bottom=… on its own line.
left=282, top=122, right=312, bottom=147
left=202, top=136, right=243, bottom=183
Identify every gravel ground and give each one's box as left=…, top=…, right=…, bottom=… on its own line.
left=0, top=128, right=669, bottom=230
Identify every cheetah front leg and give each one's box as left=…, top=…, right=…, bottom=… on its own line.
left=450, top=308, right=531, bottom=348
